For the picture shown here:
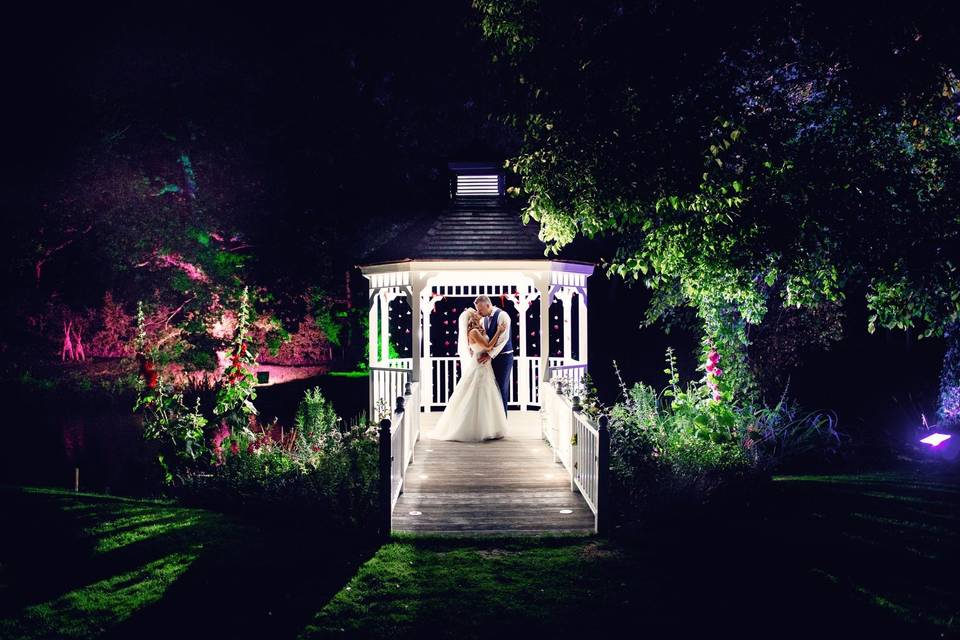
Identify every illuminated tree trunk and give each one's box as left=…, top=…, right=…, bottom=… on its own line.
left=61, top=320, right=75, bottom=361
left=73, top=326, right=86, bottom=361
left=939, top=321, right=960, bottom=427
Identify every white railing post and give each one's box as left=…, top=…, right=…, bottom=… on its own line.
left=597, top=414, right=610, bottom=535
left=570, top=395, right=582, bottom=493
left=378, top=417, right=392, bottom=539
left=404, top=381, right=417, bottom=464
left=396, top=394, right=406, bottom=494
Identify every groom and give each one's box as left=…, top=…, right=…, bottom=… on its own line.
left=474, top=295, right=513, bottom=417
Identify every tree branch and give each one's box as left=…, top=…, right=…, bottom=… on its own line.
left=35, top=224, right=93, bottom=284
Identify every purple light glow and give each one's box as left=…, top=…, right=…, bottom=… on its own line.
left=920, top=433, right=952, bottom=447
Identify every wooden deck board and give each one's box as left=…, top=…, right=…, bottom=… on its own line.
left=392, top=411, right=596, bottom=534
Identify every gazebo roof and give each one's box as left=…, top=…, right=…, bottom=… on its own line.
left=358, top=195, right=596, bottom=268
left=358, top=161, right=596, bottom=270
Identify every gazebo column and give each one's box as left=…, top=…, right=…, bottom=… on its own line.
left=368, top=289, right=379, bottom=417
left=378, top=289, right=390, bottom=363
left=556, top=287, right=574, bottom=366
left=405, top=279, right=423, bottom=385
left=578, top=288, right=588, bottom=365
left=536, top=278, right=551, bottom=385
left=421, top=291, right=434, bottom=406
left=516, top=288, right=538, bottom=411
left=517, top=294, right=528, bottom=410
left=368, top=291, right=380, bottom=368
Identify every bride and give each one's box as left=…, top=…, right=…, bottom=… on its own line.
left=430, top=307, right=508, bottom=442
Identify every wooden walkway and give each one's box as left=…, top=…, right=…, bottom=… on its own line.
left=391, top=412, right=596, bottom=534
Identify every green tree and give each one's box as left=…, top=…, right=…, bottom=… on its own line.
left=474, top=0, right=960, bottom=410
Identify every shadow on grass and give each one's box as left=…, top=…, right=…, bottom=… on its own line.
left=0, top=486, right=380, bottom=640
left=2, top=469, right=957, bottom=640
left=299, top=469, right=958, bottom=640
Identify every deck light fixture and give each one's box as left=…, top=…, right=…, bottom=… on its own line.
left=920, top=432, right=952, bottom=447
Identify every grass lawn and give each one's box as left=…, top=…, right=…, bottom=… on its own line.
left=0, top=487, right=379, bottom=640
left=2, top=469, right=957, bottom=639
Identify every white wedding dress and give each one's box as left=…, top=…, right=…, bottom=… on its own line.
left=431, top=318, right=508, bottom=442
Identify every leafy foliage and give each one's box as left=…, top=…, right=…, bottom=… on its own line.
left=185, top=388, right=381, bottom=530
left=602, top=353, right=842, bottom=517
left=132, top=301, right=208, bottom=484
left=939, top=322, right=960, bottom=427
left=213, top=286, right=259, bottom=437
left=293, top=386, right=340, bottom=450
left=475, top=1, right=960, bottom=406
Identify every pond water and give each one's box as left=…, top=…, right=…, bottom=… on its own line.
left=0, top=374, right=368, bottom=496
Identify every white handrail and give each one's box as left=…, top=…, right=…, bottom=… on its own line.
left=539, top=379, right=610, bottom=534
left=378, top=381, right=421, bottom=537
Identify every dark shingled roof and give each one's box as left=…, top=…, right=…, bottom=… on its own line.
left=360, top=195, right=590, bottom=265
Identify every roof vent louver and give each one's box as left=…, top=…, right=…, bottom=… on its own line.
left=455, top=174, right=500, bottom=196
left=448, top=161, right=504, bottom=198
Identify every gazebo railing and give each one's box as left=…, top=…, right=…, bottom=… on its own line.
left=539, top=379, right=610, bottom=534
left=546, top=363, right=587, bottom=388
left=427, top=357, right=520, bottom=407
left=378, top=381, right=421, bottom=538
left=425, top=356, right=568, bottom=409
left=371, top=365, right=413, bottom=419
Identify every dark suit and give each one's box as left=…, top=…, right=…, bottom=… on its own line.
left=486, top=307, right=513, bottom=417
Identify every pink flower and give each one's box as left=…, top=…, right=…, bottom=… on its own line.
left=230, top=440, right=239, bottom=456
left=706, top=361, right=716, bottom=372
left=712, top=391, right=722, bottom=402
left=713, top=368, right=722, bottom=377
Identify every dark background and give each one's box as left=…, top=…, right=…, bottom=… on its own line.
left=0, top=2, right=945, bottom=486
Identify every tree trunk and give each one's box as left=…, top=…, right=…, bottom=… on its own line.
left=61, top=320, right=75, bottom=361
left=73, top=327, right=86, bottom=361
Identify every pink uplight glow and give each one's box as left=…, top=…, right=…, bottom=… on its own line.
left=920, top=432, right=952, bottom=447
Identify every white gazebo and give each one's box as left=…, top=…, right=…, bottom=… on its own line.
left=361, top=161, right=609, bottom=536
left=358, top=161, right=594, bottom=420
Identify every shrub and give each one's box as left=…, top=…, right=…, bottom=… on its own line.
left=293, top=386, right=339, bottom=450
left=180, top=389, right=381, bottom=533
left=133, top=300, right=209, bottom=485
left=603, top=350, right=842, bottom=522
left=741, top=388, right=844, bottom=472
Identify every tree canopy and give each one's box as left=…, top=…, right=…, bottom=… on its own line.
left=475, top=0, right=960, bottom=401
